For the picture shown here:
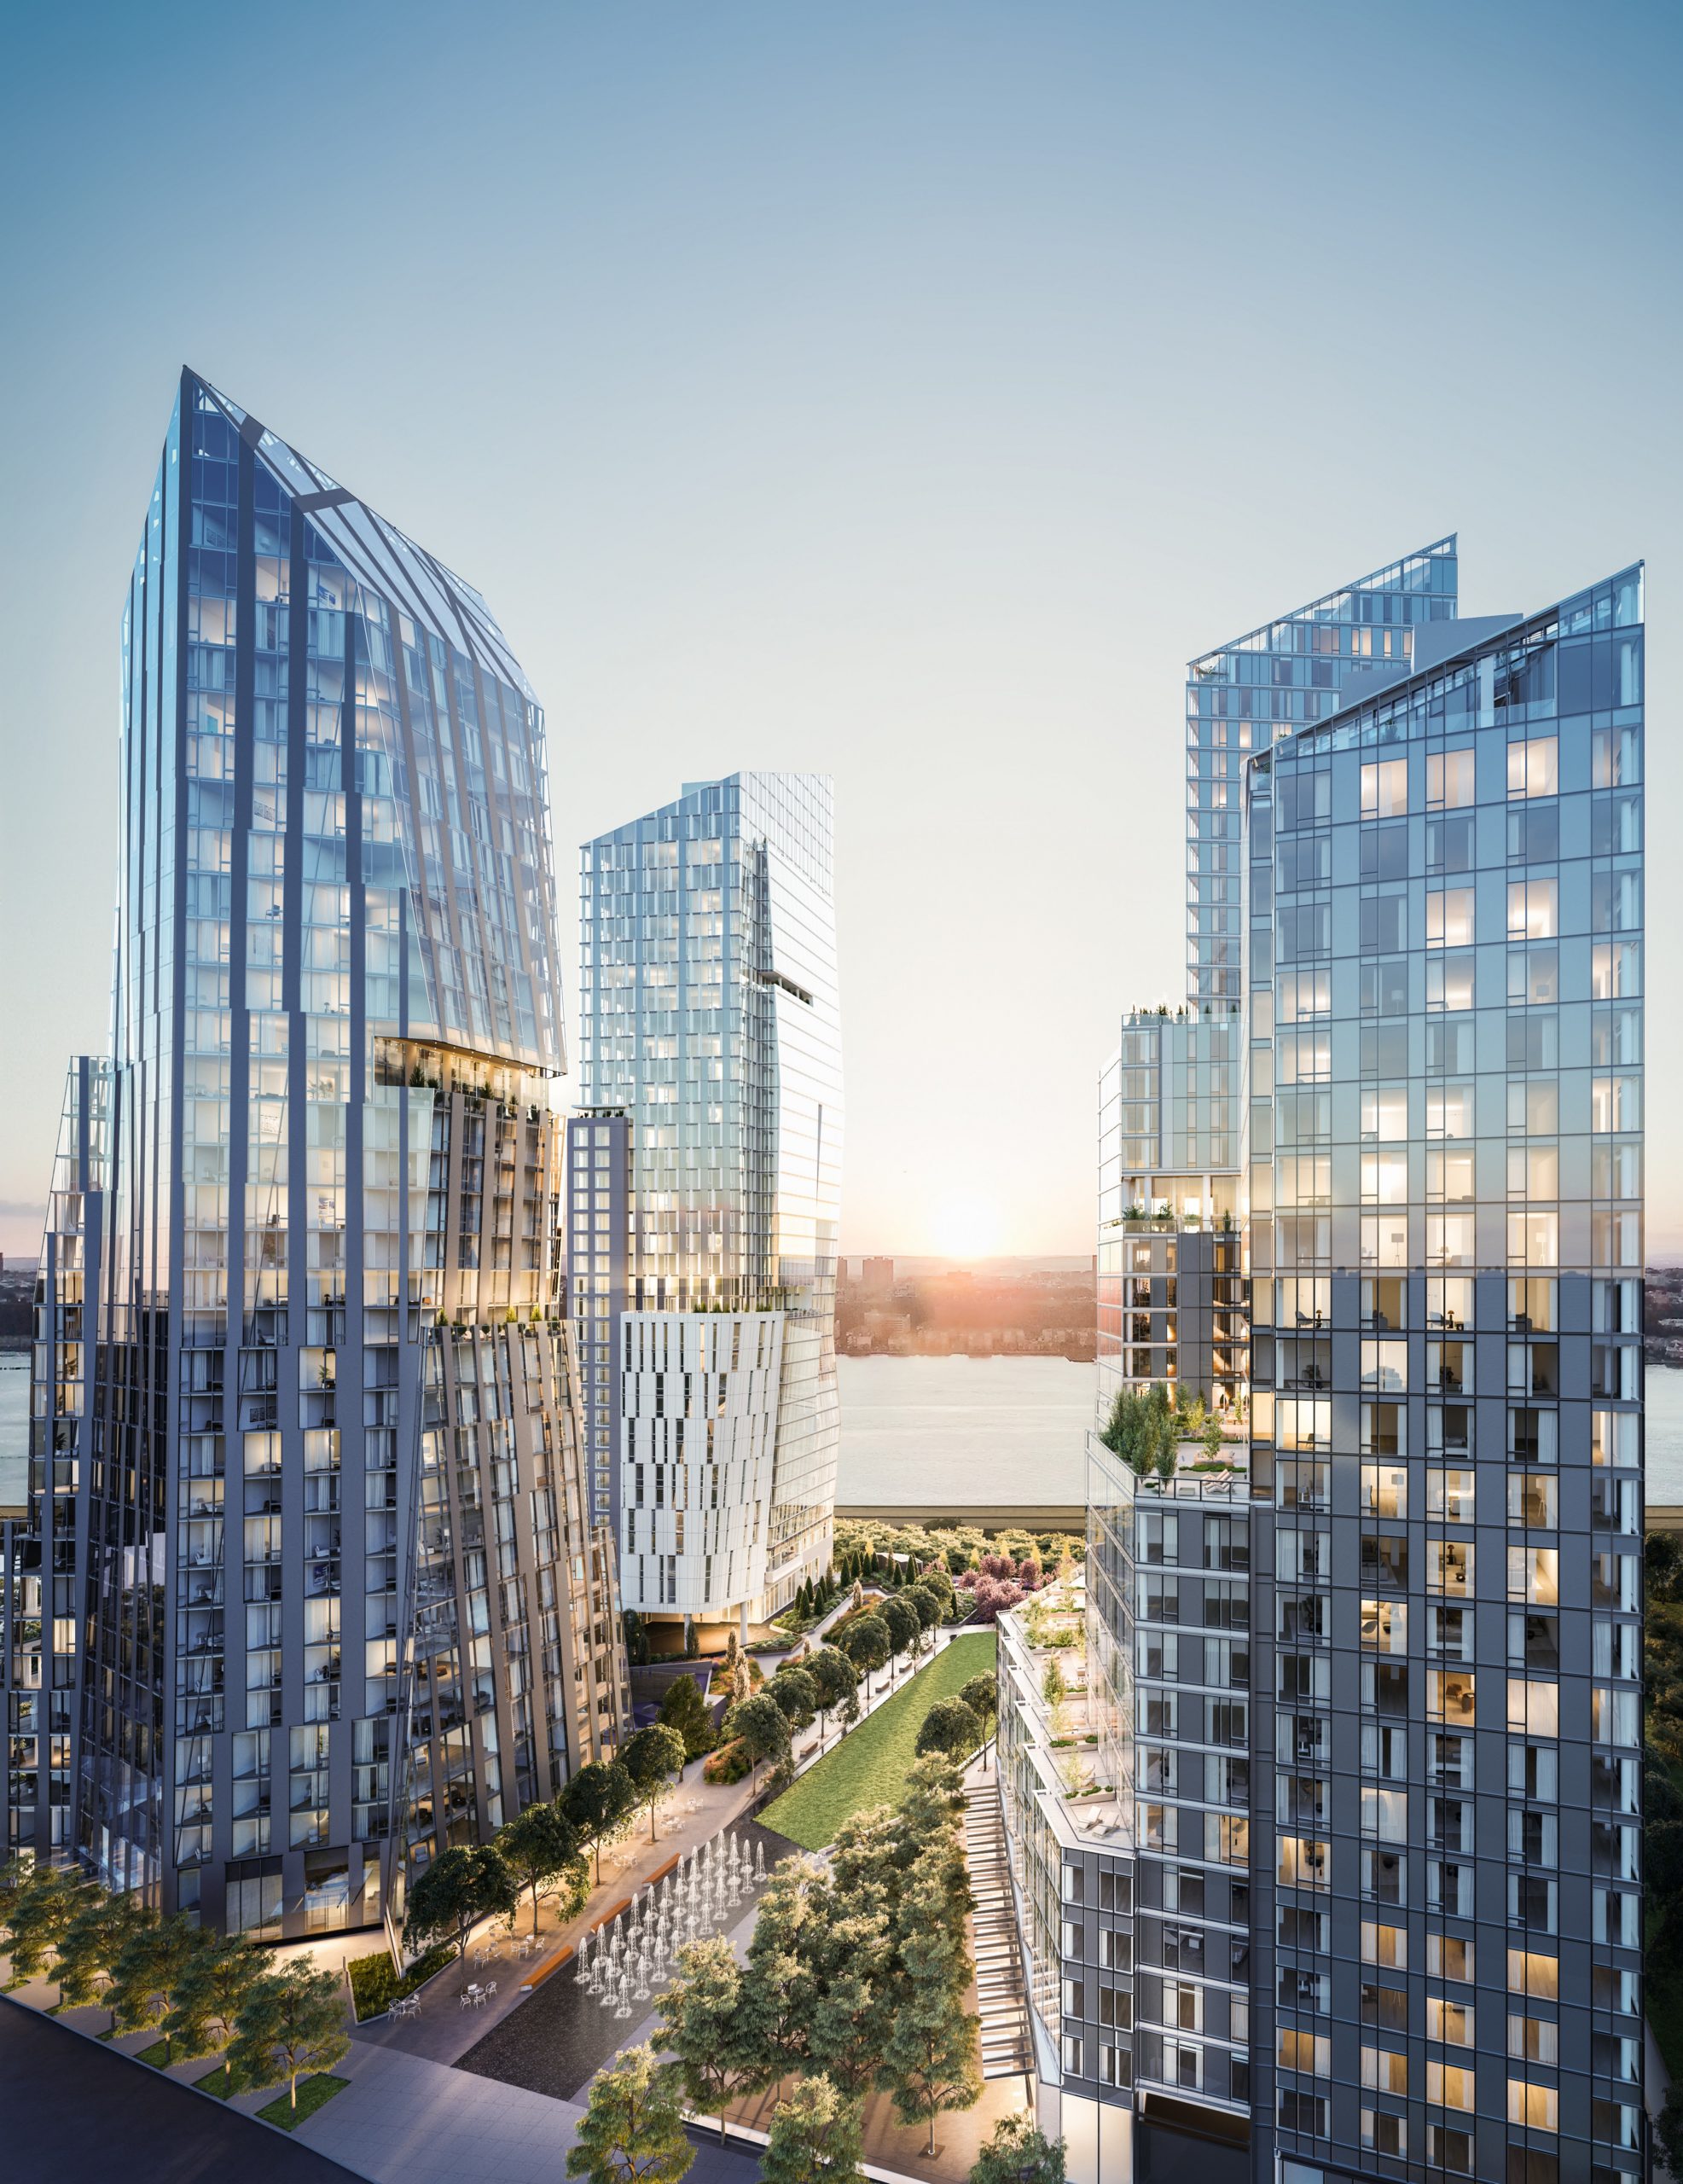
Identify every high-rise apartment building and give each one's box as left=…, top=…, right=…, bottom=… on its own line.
left=0, top=371, right=624, bottom=1942
left=574, top=774, right=841, bottom=1634
left=1002, top=549, right=1645, bottom=2184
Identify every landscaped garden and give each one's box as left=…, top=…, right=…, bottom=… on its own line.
left=761, top=1630, right=996, bottom=1850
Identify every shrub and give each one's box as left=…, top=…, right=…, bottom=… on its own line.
left=347, top=1942, right=454, bottom=2022
left=704, top=1739, right=752, bottom=1786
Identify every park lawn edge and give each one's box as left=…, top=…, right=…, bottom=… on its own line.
left=761, top=1630, right=997, bottom=1850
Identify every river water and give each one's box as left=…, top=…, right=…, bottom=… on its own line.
left=4, top=1349, right=1680, bottom=1512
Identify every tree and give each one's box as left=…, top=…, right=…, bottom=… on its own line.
left=916, top=1568, right=957, bottom=1623
left=166, top=1936, right=266, bottom=2081
left=566, top=2043, right=695, bottom=2184
left=498, top=1801, right=584, bottom=1933
left=735, top=1856, right=821, bottom=2099
left=838, top=1612, right=890, bottom=1694
left=970, top=2112, right=1068, bottom=2184
left=1042, top=1658, right=1065, bottom=1706
left=959, top=1674, right=997, bottom=1769
left=827, top=1808, right=902, bottom=1927
left=805, top=1908, right=894, bottom=2100
left=916, top=1697, right=982, bottom=1762
left=959, top=1674, right=995, bottom=1729
left=108, top=1912, right=206, bottom=2059
left=727, top=1691, right=791, bottom=1793
left=404, top=1842, right=519, bottom=1960
left=229, top=1960, right=349, bottom=2111
left=562, top=1759, right=635, bottom=1882
left=55, top=1887, right=149, bottom=2024
left=806, top=1647, right=857, bottom=1747
left=879, top=1594, right=920, bottom=1677
left=769, top=1666, right=817, bottom=1733
left=6, top=1864, right=96, bottom=1988
left=657, top=1934, right=752, bottom=2142
left=657, top=1673, right=714, bottom=1761
left=904, top=1583, right=942, bottom=1638
left=1652, top=1531, right=1683, bottom=1604
left=881, top=1878, right=981, bottom=2154
left=761, top=2074, right=866, bottom=2184
left=621, top=1725, right=688, bottom=1844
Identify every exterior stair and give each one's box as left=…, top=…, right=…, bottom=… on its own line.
left=963, top=1766, right=1036, bottom=2082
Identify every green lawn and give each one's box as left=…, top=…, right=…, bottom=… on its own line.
left=762, top=1631, right=996, bottom=1850
left=257, top=2075, right=350, bottom=2130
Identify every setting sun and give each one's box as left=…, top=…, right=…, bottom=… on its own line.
left=931, top=1194, right=1001, bottom=1262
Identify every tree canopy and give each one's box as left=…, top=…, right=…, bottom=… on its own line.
left=727, top=1692, right=792, bottom=1789
left=404, top=1842, right=518, bottom=1960
left=566, top=2044, right=695, bottom=2184
left=497, top=1800, right=585, bottom=1931
left=762, top=2075, right=866, bottom=2184
left=915, top=1696, right=982, bottom=1761
left=970, top=2113, right=1068, bottom=2184
left=621, top=1725, right=688, bottom=1842
left=562, top=1759, right=636, bottom=1879
left=228, top=1960, right=349, bottom=2110
left=656, top=1673, right=715, bottom=1760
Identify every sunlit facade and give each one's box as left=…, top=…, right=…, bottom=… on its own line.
left=1, top=370, right=624, bottom=1939
left=1007, top=547, right=1646, bottom=2184
left=577, top=774, right=841, bottom=1630
left=1250, top=572, right=1645, bottom=2183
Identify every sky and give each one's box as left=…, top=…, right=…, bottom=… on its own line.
left=0, top=0, right=1680, bottom=1261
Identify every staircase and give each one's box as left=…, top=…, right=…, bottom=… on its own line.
left=964, top=1768, right=1036, bottom=2082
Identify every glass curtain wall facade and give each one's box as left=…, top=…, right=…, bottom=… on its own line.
left=2, top=370, right=624, bottom=1940
left=577, top=775, right=841, bottom=1630
left=1249, top=572, right=1645, bottom=2184
left=1188, top=539, right=1459, bottom=1009
left=1009, top=542, right=1646, bottom=2184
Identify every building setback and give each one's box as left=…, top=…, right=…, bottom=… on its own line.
left=1, top=371, right=624, bottom=1942
left=1002, top=549, right=1645, bottom=2184
left=574, top=775, right=842, bottom=1634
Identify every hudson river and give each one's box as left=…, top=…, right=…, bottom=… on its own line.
left=835, top=1354, right=1093, bottom=1507
left=5, top=1350, right=1682, bottom=1512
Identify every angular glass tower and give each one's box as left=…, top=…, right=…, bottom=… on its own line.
left=575, top=774, right=841, bottom=1631
left=1, top=371, right=624, bottom=1940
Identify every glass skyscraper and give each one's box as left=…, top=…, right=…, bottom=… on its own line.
left=1251, top=571, right=1645, bottom=2183
left=1, top=370, right=624, bottom=1941
left=1002, top=549, right=1645, bottom=2184
left=1187, top=539, right=1459, bottom=1009
left=574, top=773, right=841, bottom=1632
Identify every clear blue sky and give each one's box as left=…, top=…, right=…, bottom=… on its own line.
left=1, top=0, right=1680, bottom=1258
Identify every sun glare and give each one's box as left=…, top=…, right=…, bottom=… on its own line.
left=932, top=1195, right=1000, bottom=1262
